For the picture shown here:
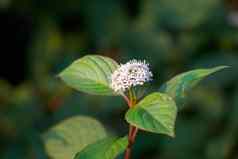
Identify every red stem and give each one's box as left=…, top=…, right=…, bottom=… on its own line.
left=124, top=126, right=138, bottom=159
left=124, top=91, right=138, bottom=159
left=122, top=94, right=132, bottom=107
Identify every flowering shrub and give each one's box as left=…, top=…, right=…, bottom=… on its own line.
left=57, top=55, right=227, bottom=159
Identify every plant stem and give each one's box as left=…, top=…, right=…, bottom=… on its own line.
left=124, top=89, right=139, bottom=159
left=124, top=125, right=138, bottom=159
left=121, top=93, right=131, bottom=107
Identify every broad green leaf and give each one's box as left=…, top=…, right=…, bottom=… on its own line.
left=43, top=116, right=107, bottom=159
left=74, top=136, right=128, bottom=159
left=59, top=55, right=119, bottom=96
left=125, top=92, right=177, bottom=137
left=159, top=66, right=229, bottom=110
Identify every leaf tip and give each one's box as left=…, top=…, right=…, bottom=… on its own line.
left=170, top=132, right=176, bottom=138
left=213, top=65, right=230, bottom=71
left=56, top=72, right=63, bottom=79
left=165, top=129, right=176, bottom=138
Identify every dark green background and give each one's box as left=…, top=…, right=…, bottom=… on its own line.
left=0, top=0, right=238, bottom=158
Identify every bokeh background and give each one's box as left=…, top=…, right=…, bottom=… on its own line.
left=1, top=0, right=238, bottom=159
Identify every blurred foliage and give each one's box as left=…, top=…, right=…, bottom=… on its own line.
left=43, top=116, right=107, bottom=159
left=0, top=0, right=238, bottom=159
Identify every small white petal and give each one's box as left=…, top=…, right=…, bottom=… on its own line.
left=110, top=59, right=153, bottom=92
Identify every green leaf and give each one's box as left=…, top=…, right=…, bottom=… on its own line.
left=125, top=92, right=177, bottom=137
left=43, top=116, right=107, bottom=159
left=74, top=136, right=128, bottom=159
left=159, top=66, right=229, bottom=110
left=59, top=55, right=119, bottom=96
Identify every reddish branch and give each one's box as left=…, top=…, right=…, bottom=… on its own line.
left=123, top=92, right=138, bottom=159
left=124, top=125, right=138, bottom=159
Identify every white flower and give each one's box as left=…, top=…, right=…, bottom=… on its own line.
left=111, top=59, right=153, bottom=92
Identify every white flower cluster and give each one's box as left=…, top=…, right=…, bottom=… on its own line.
left=111, top=59, right=153, bottom=92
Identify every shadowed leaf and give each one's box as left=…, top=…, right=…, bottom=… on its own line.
left=43, top=116, right=107, bottom=159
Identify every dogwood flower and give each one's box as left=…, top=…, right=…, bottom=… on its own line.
left=111, top=59, right=153, bottom=92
